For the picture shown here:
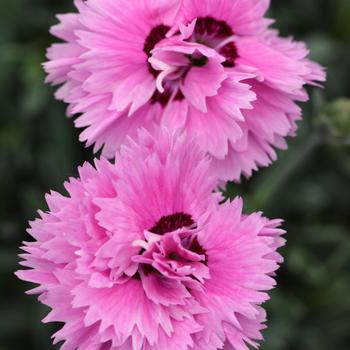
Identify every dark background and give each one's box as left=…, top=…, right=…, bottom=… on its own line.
left=1, top=0, right=349, bottom=349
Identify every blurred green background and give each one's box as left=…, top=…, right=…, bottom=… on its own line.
left=0, top=0, right=349, bottom=349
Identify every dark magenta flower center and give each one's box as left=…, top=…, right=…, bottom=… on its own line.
left=195, top=16, right=233, bottom=38
left=220, top=42, right=239, bottom=67
left=150, top=88, right=184, bottom=107
left=144, top=24, right=186, bottom=105
left=144, top=24, right=170, bottom=57
left=149, top=212, right=195, bottom=235
left=193, top=17, right=238, bottom=68
left=144, top=24, right=171, bottom=77
left=131, top=214, right=207, bottom=281
left=144, top=18, right=238, bottom=106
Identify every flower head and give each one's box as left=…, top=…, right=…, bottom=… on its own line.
left=45, top=0, right=325, bottom=181
left=17, top=128, right=285, bottom=349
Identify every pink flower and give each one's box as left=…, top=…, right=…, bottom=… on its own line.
left=17, top=128, right=285, bottom=350
left=45, top=0, right=325, bottom=181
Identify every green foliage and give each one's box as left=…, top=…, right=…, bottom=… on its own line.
left=0, top=0, right=349, bottom=349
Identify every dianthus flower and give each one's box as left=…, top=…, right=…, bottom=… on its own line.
left=17, top=129, right=285, bottom=350
left=45, top=0, right=325, bottom=181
